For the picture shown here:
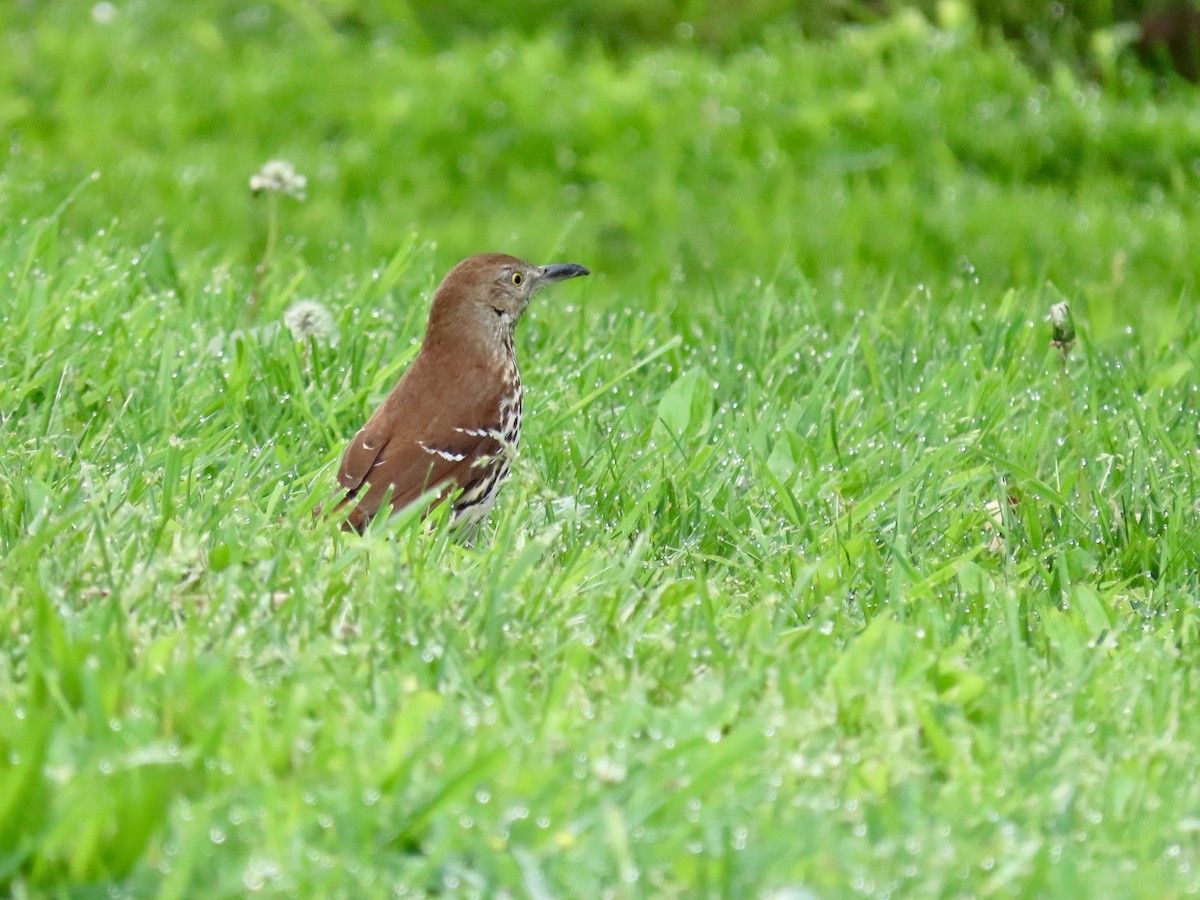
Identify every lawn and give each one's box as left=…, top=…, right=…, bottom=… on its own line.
left=2, top=1, right=1200, bottom=896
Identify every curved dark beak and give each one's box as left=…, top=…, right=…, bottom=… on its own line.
left=537, top=262, right=591, bottom=284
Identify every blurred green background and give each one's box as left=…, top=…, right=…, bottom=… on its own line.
left=4, top=0, right=1200, bottom=321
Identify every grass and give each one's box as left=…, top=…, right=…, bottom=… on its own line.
left=3, top=1, right=1200, bottom=896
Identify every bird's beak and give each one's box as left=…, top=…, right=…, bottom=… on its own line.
left=537, top=262, right=591, bottom=285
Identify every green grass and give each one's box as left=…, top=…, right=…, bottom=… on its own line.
left=3, top=2, right=1200, bottom=896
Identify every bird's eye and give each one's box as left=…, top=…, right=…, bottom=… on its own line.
left=511, top=272, right=523, bottom=286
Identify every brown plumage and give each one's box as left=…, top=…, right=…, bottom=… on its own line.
left=333, top=253, right=589, bottom=533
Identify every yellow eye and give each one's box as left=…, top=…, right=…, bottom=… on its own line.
left=511, top=272, right=523, bottom=286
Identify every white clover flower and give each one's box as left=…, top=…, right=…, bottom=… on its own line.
left=249, top=160, right=307, bottom=200
left=284, top=300, right=338, bottom=345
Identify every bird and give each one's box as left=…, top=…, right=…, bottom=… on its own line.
left=332, top=253, right=590, bottom=534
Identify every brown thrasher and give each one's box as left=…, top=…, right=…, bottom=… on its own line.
left=333, top=253, right=589, bottom=533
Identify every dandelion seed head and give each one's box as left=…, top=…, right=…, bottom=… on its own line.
left=250, top=160, right=307, bottom=200
left=284, top=300, right=338, bottom=345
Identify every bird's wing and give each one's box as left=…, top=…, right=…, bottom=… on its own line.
left=334, top=361, right=509, bottom=530
left=336, top=420, right=391, bottom=494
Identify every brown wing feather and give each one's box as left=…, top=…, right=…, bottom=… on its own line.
left=333, top=353, right=508, bottom=532
left=337, top=422, right=390, bottom=494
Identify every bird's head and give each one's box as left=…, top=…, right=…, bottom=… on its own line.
left=426, top=253, right=589, bottom=349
